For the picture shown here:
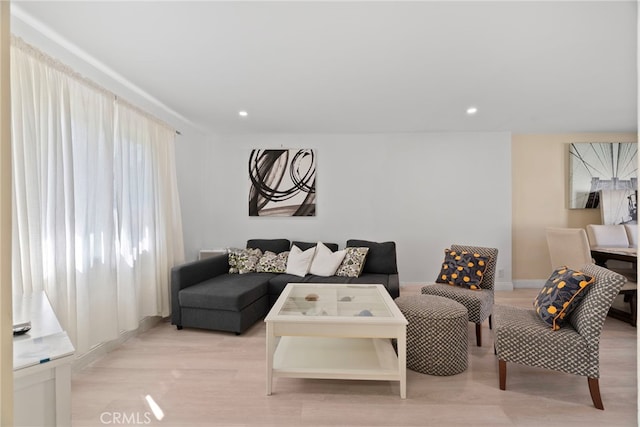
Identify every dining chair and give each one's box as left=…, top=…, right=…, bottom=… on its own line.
left=624, top=224, right=638, bottom=248
left=421, top=244, right=498, bottom=347
left=585, top=224, right=635, bottom=275
left=545, top=227, right=592, bottom=271
left=585, top=224, right=633, bottom=249
left=493, top=263, right=626, bottom=409
left=585, top=224, right=637, bottom=327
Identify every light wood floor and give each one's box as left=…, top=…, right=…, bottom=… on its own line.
left=71, top=287, right=638, bottom=426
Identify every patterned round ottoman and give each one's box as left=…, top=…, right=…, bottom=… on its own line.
left=395, top=294, right=468, bottom=376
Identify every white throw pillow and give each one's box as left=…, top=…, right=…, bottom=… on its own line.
left=285, top=245, right=316, bottom=277
left=309, top=242, right=347, bottom=276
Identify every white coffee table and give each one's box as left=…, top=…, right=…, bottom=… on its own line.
left=265, top=283, right=408, bottom=398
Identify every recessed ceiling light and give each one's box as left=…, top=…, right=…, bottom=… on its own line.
left=466, top=106, right=478, bottom=115
left=238, top=111, right=248, bottom=117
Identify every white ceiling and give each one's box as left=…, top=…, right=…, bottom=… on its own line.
left=10, top=1, right=639, bottom=135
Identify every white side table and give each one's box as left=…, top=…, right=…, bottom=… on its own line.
left=13, top=291, right=75, bottom=427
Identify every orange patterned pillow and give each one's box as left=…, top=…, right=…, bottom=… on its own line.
left=435, top=249, right=489, bottom=290
left=534, top=266, right=594, bottom=330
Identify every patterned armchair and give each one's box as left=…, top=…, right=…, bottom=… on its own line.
left=493, top=264, right=626, bottom=409
left=421, top=244, right=499, bottom=347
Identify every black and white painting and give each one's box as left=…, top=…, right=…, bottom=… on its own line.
left=598, top=189, right=638, bottom=225
left=568, top=142, right=637, bottom=213
left=248, top=149, right=316, bottom=216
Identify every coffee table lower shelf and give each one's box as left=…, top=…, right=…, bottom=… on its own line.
left=271, top=336, right=402, bottom=385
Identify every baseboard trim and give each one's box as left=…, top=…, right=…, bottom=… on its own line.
left=401, top=281, right=514, bottom=291
left=495, top=281, right=514, bottom=291
left=400, top=282, right=429, bottom=287
left=71, top=315, right=163, bottom=374
left=513, top=279, right=545, bottom=289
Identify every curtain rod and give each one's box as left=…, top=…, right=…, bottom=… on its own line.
left=12, top=36, right=181, bottom=137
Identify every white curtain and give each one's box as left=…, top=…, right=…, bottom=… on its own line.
left=10, top=37, right=184, bottom=354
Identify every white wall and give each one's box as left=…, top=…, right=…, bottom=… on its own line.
left=178, top=132, right=513, bottom=288
left=10, top=17, right=513, bottom=289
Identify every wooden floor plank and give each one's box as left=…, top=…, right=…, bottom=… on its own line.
left=71, top=287, right=637, bottom=426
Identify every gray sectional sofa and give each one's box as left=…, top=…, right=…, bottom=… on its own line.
left=170, top=239, right=399, bottom=334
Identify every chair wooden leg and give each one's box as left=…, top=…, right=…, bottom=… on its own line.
left=475, top=323, right=482, bottom=347
left=588, top=377, right=604, bottom=410
left=499, top=359, right=506, bottom=390
left=629, top=290, right=637, bottom=327
left=489, top=314, right=493, bottom=330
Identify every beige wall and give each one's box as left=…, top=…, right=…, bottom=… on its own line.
left=512, top=133, right=637, bottom=284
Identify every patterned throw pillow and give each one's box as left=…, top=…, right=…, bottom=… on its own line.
left=256, top=251, right=289, bottom=273
left=335, top=247, right=369, bottom=278
left=228, top=248, right=242, bottom=274
left=228, top=248, right=262, bottom=274
left=534, top=266, right=594, bottom=330
left=435, top=249, right=489, bottom=290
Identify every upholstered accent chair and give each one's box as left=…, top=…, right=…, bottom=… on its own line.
left=421, top=244, right=498, bottom=347
left=493, top=264, right=626, bottom=410
left=546, top=227, right=593, bottom=271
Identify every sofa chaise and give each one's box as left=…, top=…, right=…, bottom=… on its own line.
left=170, top=239, right=399, bottom=334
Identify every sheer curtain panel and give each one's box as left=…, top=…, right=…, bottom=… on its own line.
left=114, top=101, right=184, bottom=331
left=10, top=37, right=184, bottom=355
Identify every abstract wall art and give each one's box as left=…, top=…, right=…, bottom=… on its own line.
left=568, top=142, right=637, bottom=212
left=248, top=149, right=316, bottom=216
